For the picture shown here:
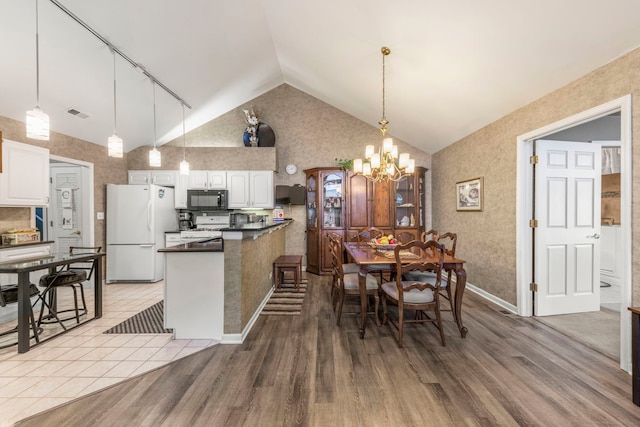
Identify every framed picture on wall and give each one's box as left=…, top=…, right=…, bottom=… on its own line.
left=456, top=177, right=483, bottom=211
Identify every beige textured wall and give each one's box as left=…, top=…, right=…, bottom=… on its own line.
left=223, top=226, right=286, bottom=333
left=0, top=115, right=129, bottom=251
left=127, top=84, right=433, bottom=261
left=432, top=47, right=640, bottom=305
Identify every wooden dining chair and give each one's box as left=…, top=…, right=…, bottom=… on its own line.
left=395, top=231, right=415, bottom=244
left=329, top=233, right=380, bottom=326
left=421, top=229, right=439, bottom=242
left=356, top=227, right=390, bottom=281
left=405, top=232, right=457, bottom=311
left=381, top=240, right=446, bottom=348
left=327, top=233, right=358, bottom=305
left=436, top=232, right=457, bottom=308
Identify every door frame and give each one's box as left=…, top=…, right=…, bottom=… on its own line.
left=516, top=95, right=632, bottom=372
left=44, top=155, right=95, bottom=250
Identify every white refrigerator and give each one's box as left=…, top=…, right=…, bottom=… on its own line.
left=106, top=184, right=177, bottom=283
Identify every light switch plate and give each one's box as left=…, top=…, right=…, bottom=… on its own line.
left=97, top=212, right=105, bottom=220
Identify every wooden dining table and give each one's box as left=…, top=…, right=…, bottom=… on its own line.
left=344, top=242, right=468, bottom=339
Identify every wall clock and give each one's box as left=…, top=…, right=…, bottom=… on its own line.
left=286, top=164, right=298, bottom=175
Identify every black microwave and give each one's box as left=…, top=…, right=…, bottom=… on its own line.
left=187, top=189, right=228, bottom=211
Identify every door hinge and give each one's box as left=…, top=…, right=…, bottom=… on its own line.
left=529, top=219, right=538, bottom=228
left=530, top=282, right=538, bottom=292
left=530, top=155, right=539, bottom=164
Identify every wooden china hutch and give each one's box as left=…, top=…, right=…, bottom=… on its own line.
left=305, top=166, right=427, bottom=275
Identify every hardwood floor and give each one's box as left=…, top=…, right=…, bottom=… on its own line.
left=15, top=274, right=640, bottom=426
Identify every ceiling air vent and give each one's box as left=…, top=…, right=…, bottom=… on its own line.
left=66, top=108, right=89, bottom=119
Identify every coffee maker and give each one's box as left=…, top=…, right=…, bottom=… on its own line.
left=178, top=212, right=193, bottom=230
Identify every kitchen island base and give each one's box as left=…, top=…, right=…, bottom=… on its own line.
left=161, top=220, right=291, bottom=342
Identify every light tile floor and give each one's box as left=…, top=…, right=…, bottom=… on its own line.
left=0, top=281, right=218, bottom=427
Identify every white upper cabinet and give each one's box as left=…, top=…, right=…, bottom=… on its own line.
left=0, top=139, right=50, bottom=207
left=187, top=171, right=226, bottom=190
left=128, top=170, right=150, bottom=185
left=128, top=170, right=176, bottom=186
left=250, top=170, right=274, bottom=208
left=227, top=170, right=273, bottom=209
left=151, top=170, right=176, bottom=186
left=174, top=173, right=188, bottom=209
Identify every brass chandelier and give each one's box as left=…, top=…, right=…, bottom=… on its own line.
left=353, top=46, right=414, bottom=182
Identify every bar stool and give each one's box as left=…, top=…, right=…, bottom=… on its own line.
left=0, top=283, right=42, bottom=349
left=273, top=255, right=303, bottom=290
left=37, top=246, right=101, bottom=326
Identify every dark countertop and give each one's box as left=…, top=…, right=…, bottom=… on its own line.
left=221, top=219, right=292, bottom=232
left=158, top=237, right=224, bottom=253
left=0, top=240, right=53, bottom=251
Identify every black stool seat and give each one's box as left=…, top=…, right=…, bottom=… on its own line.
left=1, top=283, right=41, bottom=305
left=39, top=270, right=87, bottom=287
left=0, top=283, right=42, bottom=349
left=38, top=270, right=88, bottom=325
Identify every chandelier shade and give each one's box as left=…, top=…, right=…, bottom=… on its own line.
left=353, top=46, right=413, bottom=182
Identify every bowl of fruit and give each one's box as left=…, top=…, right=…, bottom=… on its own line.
left=368, top=234, right=399, bottom=251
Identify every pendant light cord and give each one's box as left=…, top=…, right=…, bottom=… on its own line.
left=152, top=81, right=157, bottom=148
left=182, top=103, right=186, bottom=161
left=35, top=0, right=41, bottom=108
left=112, top=49, right=117, bottom=134
left=381, top=48, right=385, bottom=124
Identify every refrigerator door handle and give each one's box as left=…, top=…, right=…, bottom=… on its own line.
left=147, top=200, right=152, bottom=231
left=139, top=244, right=154, bottom=248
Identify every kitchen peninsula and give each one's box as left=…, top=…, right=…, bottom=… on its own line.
left=159, top=219, right=291, bottom=342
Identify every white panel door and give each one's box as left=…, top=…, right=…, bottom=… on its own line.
left=534, top=140, right=601, bottom=316
left=49, top=166, right=84, bottom=254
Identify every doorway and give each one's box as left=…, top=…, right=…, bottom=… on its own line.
left=37, top=155, right=95, bottom=252
left=516, top=95, right=632, bottom=372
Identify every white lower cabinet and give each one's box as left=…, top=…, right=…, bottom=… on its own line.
left=227, top=170, right=273, bottom=209
left=0, top=139, right=49, bottom=207
left=165, top=232, right=182, bottom=248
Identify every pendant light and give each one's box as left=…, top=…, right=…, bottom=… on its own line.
left=149, top=81, right=161, bottom=167
left=26, top=0, right=49, bottom=140
left=107, top=48, right=123, bottom=157
left=179, top=103, right=189, bottom=175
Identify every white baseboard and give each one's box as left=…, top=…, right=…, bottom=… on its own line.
left=465, top=281, right=518, bottom=314
left=221, top=285, right=275, bottom=344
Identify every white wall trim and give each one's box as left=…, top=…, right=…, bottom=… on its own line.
left=465, top=282, right=518, bottom=314
left=221, top=285, right=275, bottom=344
left=515, top=94, right=632, bottom=373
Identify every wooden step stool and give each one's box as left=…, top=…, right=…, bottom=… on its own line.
left=273, top=255, right=303, bottom=290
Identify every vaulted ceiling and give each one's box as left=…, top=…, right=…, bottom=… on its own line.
left=2, top=0, right=640, bottom=155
